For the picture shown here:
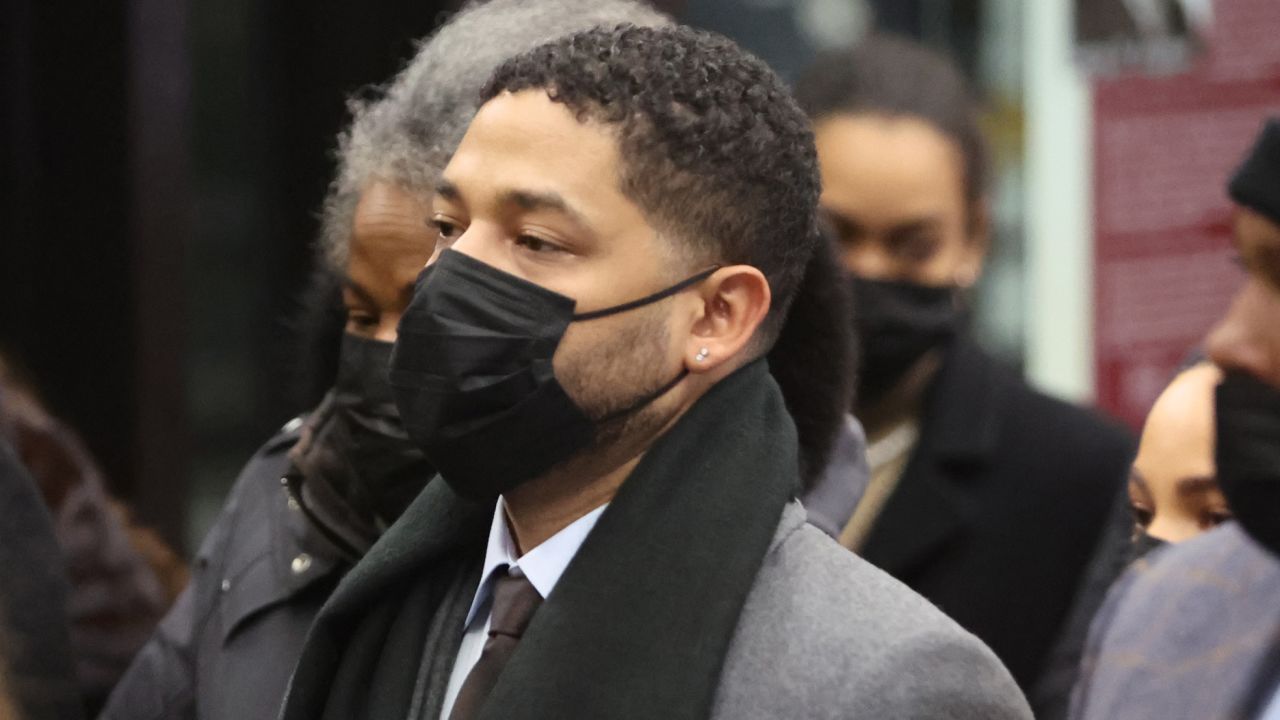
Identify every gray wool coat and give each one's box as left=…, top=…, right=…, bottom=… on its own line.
left=712, top=501, right=1033, bottom=720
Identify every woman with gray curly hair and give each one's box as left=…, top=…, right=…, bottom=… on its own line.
left=100, top=2, right=670, bottom=718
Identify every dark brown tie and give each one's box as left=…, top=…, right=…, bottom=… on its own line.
left=448, top=568, right=543, bottom=720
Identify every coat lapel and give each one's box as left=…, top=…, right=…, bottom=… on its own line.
left=860, top=340, right=1004, bottom=578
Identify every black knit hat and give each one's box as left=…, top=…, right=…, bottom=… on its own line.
left=1229, top=118, right=1280, bottom=225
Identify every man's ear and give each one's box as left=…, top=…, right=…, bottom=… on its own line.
left=684, top=265, right=771, bottom=373
left=956, top=197, right=992, bottom=288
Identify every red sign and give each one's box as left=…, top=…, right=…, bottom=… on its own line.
left=1092, top=0, right=1280, bottom=428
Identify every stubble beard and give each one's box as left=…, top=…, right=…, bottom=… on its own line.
left=549, top=303, right=679, bottom=483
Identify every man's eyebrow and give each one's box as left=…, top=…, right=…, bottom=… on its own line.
left=1176, top=475, right=1220, bottom=495
left=499, top=189, right=592, bottom=230
left=889, top=216, right=943, bottom=233
left=820, top=207, right=864, bottom=239
left=502, top=189, right=569, bottom=214
left=435, top=180, right=460, bottom=201
left=883, top=218, right=944, bottom=245
left=437, top=181, right=588, bottom=225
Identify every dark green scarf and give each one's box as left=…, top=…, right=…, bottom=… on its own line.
left=281, top=359, right=798, bottom=720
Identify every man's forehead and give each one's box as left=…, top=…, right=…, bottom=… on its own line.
left=451, top=94, right=610, bottom=170
left=437, top=92, right=627, bottom=219
left=462, top=90, right=613, bottom=156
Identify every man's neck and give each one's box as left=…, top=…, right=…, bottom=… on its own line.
left=502, top=453, right=641, bottom=555
left=500, top=382, right=705, bottom=555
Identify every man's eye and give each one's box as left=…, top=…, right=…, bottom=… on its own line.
left=818, top=210, right=860, bottom=245
left=892, top=235, right=940, bottom=263
left=432, top=215, right=468, bottom=249
left=346, top=311, right=378, bottom=329
left=432, top=218, right=464, bottom=244
left=835, top=232, right=865, bottom=249
left=1128, top=503, right=1153, bottom=528
left=1259, top=246, right=1280, bottom=293
left=1203, top=509, right=1233, bottom=529
left=515, top=235, right=562, bottom=254
left=1235, top=246, right=1280, bottom=293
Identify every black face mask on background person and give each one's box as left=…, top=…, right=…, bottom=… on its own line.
left=1215, top=370, right=1280, bottom=558
left=391, top=249, right=717, bottom=501
left=1126, top=529, right=1169, bottom=565
left=288, top=333, right=436, bottom=552
left=850, top=276, right=963, bottom=407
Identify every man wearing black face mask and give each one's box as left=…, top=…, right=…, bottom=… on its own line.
left=101, top=3, right=672, bottom=719
left=794, top=37, right=1135, bottom=693
left=280, top=24, right=1031, bottom=720
left=1068, top=118, right=1280, bottom=720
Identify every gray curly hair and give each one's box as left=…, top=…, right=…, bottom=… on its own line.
left=318, top=0, right=672, bottom=270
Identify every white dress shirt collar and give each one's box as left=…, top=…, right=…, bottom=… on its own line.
left=464, top=497, right=608, bottom=627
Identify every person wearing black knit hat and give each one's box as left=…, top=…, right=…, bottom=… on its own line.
left=1229, top=118, right=1280, bottom=226
left=1069, top=117, right=1280, bottom=720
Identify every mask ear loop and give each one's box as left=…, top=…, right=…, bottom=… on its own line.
left=575, top=265, right=721, bottom=423
left=596, top=368, right=690, bottom=424
left=571, top=266, right=721, bottom=322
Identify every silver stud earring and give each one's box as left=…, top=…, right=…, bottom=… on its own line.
left=694, top=347, right=710, bottom=363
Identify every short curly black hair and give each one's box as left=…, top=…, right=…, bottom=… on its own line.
left=482, top=24, right=821, bottom=343
left=794, top=35, right=987, bottom=208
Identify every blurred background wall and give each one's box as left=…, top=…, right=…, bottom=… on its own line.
left=3, top=0, right=1273, bottom=554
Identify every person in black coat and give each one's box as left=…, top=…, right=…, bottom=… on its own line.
left=794, top=36, right=1135, bottom=691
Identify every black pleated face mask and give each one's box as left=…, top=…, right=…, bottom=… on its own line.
left=1215, top=370, right=1280, bottom=558
left=850, top=276, right=962, bottom=406
left=1126, top=529, right=1168, bottom=565
left=390, top=249, right=716, bottom=500
left=289, top=333, right=436, bottom=544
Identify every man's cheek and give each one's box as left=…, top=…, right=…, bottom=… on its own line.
left=550, top=323, right=587, bottom=385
